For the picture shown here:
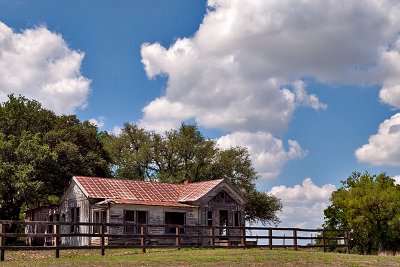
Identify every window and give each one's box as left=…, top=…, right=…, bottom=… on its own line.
left=207, top=211, right=213, bottom=226
left=233, top=211, right=240, bottom=227
left=124, top=210, right=147, bottom=234
left=93, top=210, right=107, bottom=234
left=70, top=207, right=80, bottom=233
left=165, top=212, right=185, bottom=234
left=125, top=210, right=136, bottom=234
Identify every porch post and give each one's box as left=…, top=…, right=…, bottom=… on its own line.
left=175, top=227, right=181, bottom=250
left=141, top=226, right=146, bottom=253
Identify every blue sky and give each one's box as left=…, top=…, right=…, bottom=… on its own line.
left=1, top=0, right=400, bottom=228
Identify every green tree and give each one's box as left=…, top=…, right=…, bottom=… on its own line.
left=0, top=95, right=111, bottom=220
left=103, top=123, right=281, bottom=225
left=323, top=172, right=400, bottom=254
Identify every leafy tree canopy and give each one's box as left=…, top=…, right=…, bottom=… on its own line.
left=103, top=123, right=282, bottom=225
left=0, top=95, right=281, bottom=225
left=0, top=95, right=111, bottom=220
left=323, top=172, right=400, bottom=254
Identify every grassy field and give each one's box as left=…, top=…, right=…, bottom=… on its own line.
left=1, top=248, right=400, bottom=266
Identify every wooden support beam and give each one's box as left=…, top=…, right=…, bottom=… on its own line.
left=175, top=227, right=180, bottom=250
left=141, top=226, right=146, bottom=253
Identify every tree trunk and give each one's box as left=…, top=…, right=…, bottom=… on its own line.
left=378, top=241, right=384, bottom=254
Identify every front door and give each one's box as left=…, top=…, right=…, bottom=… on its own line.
left=219, top=210, right=228, bottom=238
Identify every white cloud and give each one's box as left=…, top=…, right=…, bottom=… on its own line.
left=378, top=38, right=400, bottom=108
left=217, top=132, right=307, bottom=181
left=89, top=116, right=106, bottom=128
left=269, top=178, right=336, bottom=228
left=110, top=125, right=122, bottom=136
left=139, top=97, right=194, bottom=132
left=355, top=113, right=400, bottom=166
left=139, top=0, right=400, bottom=181
left=292, top=80, right=327, bottom=110
left=0, top=22, right=90, bottom=114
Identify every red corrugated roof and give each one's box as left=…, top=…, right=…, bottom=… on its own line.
left=178, top=179, right=223, bottom=202
left=74, top=176, right=223, bottom=207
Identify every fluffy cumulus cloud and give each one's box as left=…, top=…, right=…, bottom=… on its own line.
left=378, top=38, right=400, bottom=108
left=269, top=178, right=336, bottom=228
left=140, top=0, right=400, bottom=179
left=355, top=113, right=400, bottom=166
left=0, top=22, right=90, bottom=114
left=217, top=132, right=307, bottom=181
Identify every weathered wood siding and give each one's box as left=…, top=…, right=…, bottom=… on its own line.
left=195, top=181, right=246, bottom=245
left=106, top=204, right=200, bottom=245
left=25, top=206, right=59, bottom=246
left=58, top=180, right=91, bottom=246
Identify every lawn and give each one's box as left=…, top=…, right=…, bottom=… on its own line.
left=1, top=248, right=400, bottom=266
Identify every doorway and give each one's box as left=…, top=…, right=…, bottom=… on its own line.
left=219, top=210, right=228, bottom=238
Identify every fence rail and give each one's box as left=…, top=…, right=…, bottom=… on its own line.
left=0, top=220, right=348, bottom=261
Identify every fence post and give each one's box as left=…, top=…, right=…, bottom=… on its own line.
left=240, top=227, right=245, bottom=248
left=269, top=229, right=273, bottom=250
left=293, top=229, right=298, bottom=251
left=55, top=223, right=60, bottom=259
left=211, top=226, right=215, bottom=249
left=141, top=226, right=146, bottom=253
left=322, top=230, right=326, bottom=252
left=100, top=223, right=105, bottom=256
left=344, top=230, right=349, bottom=254
left=175, top=227, right=180, bottom=250
left=0, top=223, right=5, bottom=261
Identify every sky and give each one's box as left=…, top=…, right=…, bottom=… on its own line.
left=1, top=0, right=400, bottom=228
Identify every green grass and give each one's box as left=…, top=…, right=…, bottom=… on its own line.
left=1, top=248, right=400, bottom=266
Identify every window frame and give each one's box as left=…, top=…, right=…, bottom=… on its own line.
left=164, top=211, right=186, bottom=234
left=93, top=209, right=107, bottom=234
left=124, top=210, right=148, bottom=234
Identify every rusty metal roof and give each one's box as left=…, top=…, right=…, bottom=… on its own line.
left=74, top=176, right=224, bottom=207
left=178, top=179, right=224, bottom=202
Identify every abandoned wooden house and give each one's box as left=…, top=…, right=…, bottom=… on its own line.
left=26, top=176, right=246, bottom=246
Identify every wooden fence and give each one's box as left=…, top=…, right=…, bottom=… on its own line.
left=0, top=220, right=349, bottom=261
